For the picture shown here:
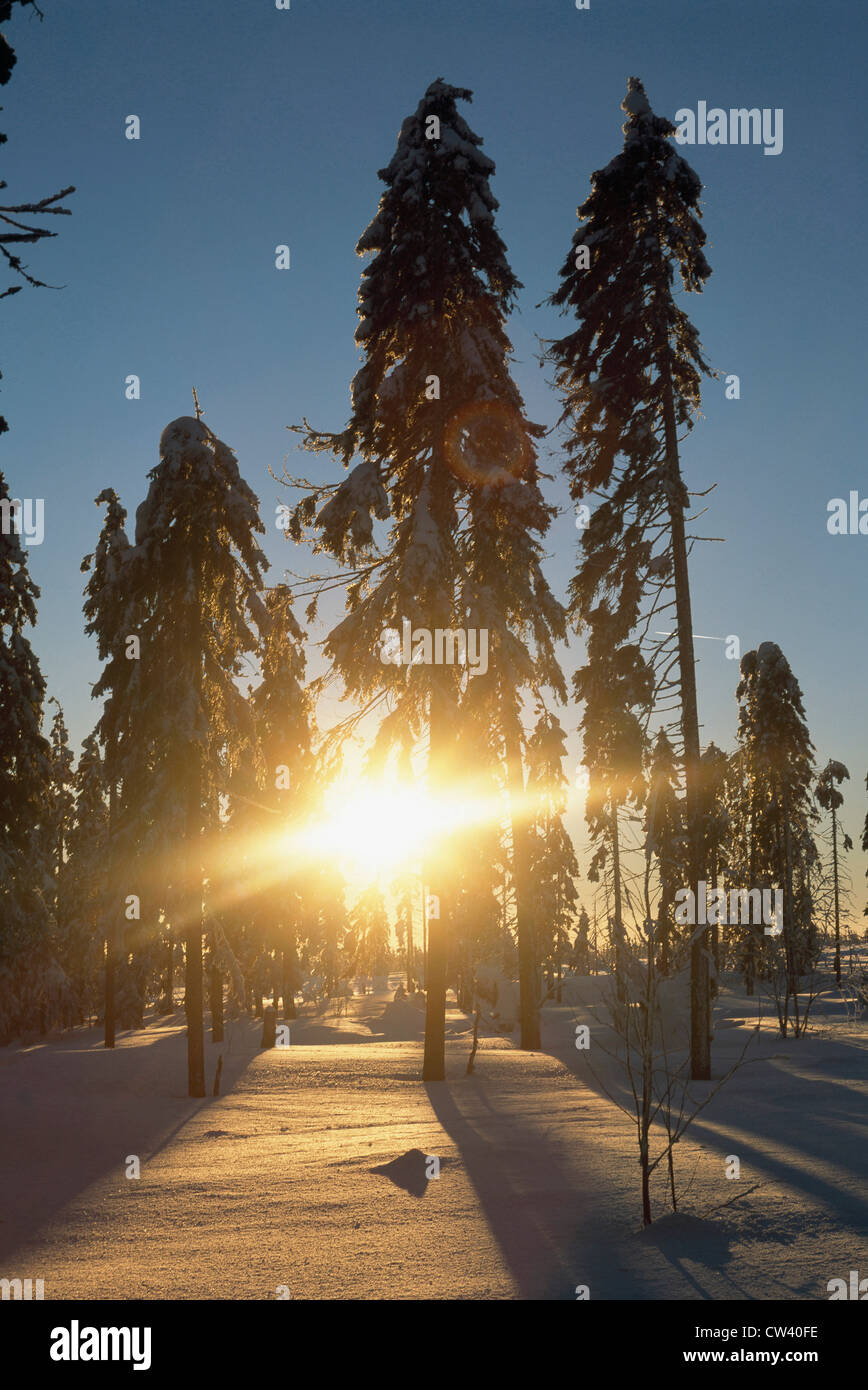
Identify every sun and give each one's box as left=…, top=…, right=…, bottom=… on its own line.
left=224, top=772, right=509, bottom=904
left=298, top=780, right=455, bottom=876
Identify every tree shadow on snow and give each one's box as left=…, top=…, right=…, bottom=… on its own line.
left=424, top=1079, right=652, bottom=1301
left=0, top=1015, right=262, bottom=1262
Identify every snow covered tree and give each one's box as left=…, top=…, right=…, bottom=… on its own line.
left=61, top=733, right=108, bottom=1020
left=43, top=697, right=74, bottom=917
left=392, top=871, right=418, bottom=989
left=457, top=430, right=567, bottom=1050
left=547, top=76, right=714, bottom=1078
left=525, top=709, right=579, bottom=1002
left=815, top=759, right=850, bottom=986
left=861, top=776, right=868, bottom=930
left=226, top=582, right=316, bottom=1026
left=735, top=643, right=818, bottom=1035
left=644, top=728, right=684, bottom=977
left=81, top=488, right=141, bottom=1046
left=0, top=467, right=51, bottom=1036
left=309, top=866, right=348, bottom=999
left=698, top=741, right=731, bottom=981
left=130, top=415, right=268, bottom=1095
left=0, top=468, right=48, bottom=859
left=349, top=885, right=390, bottom=978
left=284, top=78, right=565, bottom=1076
left=448, top=710, right=504, bottom=1012
left=572, top=905, right=592, bottom=974
left=575, top=602, right=651, bottom=997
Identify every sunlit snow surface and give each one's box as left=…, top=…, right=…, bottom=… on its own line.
left=1, top=971, right=866, bottom=1300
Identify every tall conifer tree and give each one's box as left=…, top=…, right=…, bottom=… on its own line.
left=0, top=469, right=50, bottom=1035
left=815, top=759, right=849, bottom=987
left=735, top=643, right=817, bottom=1035
left=131, top=416, right=267, bottom=1095
left=286, top=79, right=564, bottom=1076
left=82, top=488, right=140, bottom=1046
left=547, top=77, right=714, bottom=1077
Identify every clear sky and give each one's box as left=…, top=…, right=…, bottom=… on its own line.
left=4, top=0, right=867, bottom=881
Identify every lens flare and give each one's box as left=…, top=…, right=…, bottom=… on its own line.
left=443, top=400, right=533, bottom=490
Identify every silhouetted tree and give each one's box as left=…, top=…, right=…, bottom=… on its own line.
left=816, top=759, right=850, bottom=986
left=547, top=76, right=714, bottom=1077
left=130, top=416, right=267, bottom=1095
left=285, top=79, right=564, bottom=1075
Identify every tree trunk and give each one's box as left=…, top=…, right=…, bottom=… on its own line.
left=505, top=723, right=540, bottom=1051
left=422, top=887, right=447, bottom=1079
left=670, top=500, right=710, bottom=1075
left=660, top=364, right=709, bottom=1080
left=832, top=807, right=841, bottom=987
left=710, top=855, right=720, bottom=997
left=422, top=877, right=429, bottom=987
left=639, top=927, right=655, bottom=1226
left=657, top=905, right=669, bottom=978
left=611, top=804, right=626, bottom=1004
left=185, top=768, right=206, bottom=1098
left=164, top=926, right=175, bottom=1012
left=406, top=916, right=414, bottom=992
left=209, top=939, right=224, bottom=1044
left=282, top=949, right=297, bottom=1020
left=653, top=235, right=710, bottom=1080
left=744, top=799, right=758, bottom=996
left=104, top=939, right=116, bottom=1048
left=782, top=798, right=800, bottom=1036
left=104, top=778, right=118, bottom=1048
left=423, top=669, right=452, bottom=1081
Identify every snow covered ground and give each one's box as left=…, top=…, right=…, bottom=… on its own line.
left=0, top=974, right=865, bottom=1300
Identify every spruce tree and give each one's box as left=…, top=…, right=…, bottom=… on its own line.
left=227, top=582, right=316, bottom=1026
left=43, top=697, right=74, bottom=917
left=458, top=436, right=567, bottom=1049
left=547, top=77, right=714, bottom=1077
left=392, top=872, right=417, bottom=989
left=448, top=708, right=503, bottom=1012
left=285, top=79, right=564, bottom=1076
left=572, top=905, right=592, bottom=974
left=131, top=415, right=268, bottom=1095
left=699, top=741, right=731, bottom=981
left=644, top=728, right=684, bottom=977
left=815, top=759, right=850, bottom=986
left=63, top=733, right=108, bottom=1022
left=82, top=488, right=140, bottom=1046
left=575, top=603, right=651, bottom=997
left=735, top=643, right=817, bottom=1035
left=0, top=468, right=48, bottom=863
left=0, top=468, right=51, bottom=1036
left=525, top=709, right=579, bottom=1003
left=349, top=885, right=390, bottom=979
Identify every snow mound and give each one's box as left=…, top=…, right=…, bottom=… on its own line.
left=370, top=1147, right=444, bottom=1197
left=554, top=973, right=608, bottom=1008
left=638, top=1212, right=734, bottom=1266
left=366, top=999, right=427, bottom=1041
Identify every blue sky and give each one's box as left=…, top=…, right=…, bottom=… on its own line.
left=4, top=0, right=867, bottom=879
